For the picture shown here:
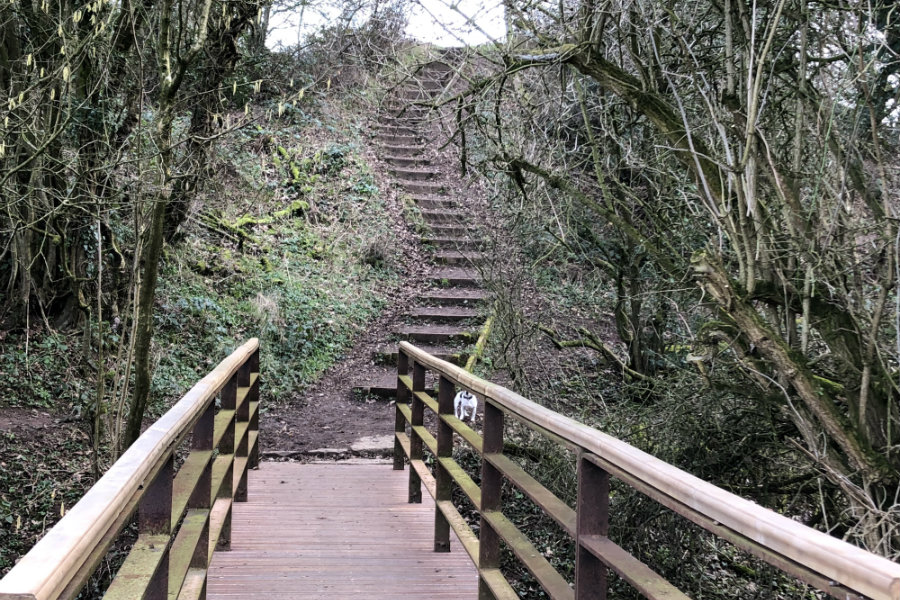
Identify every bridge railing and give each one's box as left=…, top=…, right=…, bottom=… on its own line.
left=0, top=339, right=260, bottom=600
left=394, top=340, right=900, bottom=600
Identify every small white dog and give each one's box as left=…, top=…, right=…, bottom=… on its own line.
left=454, top=390, right=478, bottom=422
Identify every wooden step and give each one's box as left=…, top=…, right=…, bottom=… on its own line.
left=407, top=306, right=480, bottom=323
left=379, top=144, right=427, bottom=158
left=382, top=155, right=431, bottom=168
left=381, top=105, right=428, bottom=118
left=377, top=113, right=421, bottom=125
left=390, top=167, right=441, bottom=182
left=429, top=267, right=481, bottom=288
left=417, top=79, right=445, bottom=91
left=418, top=289, right=488, bottom=306
left=375, top=344, right=469, bottom=366
left=413, top=196, right=457, bottom=209
left=398, top=89, right=434, bottom=101
left=376, top=124, right=418, bottom=136
left=398, top=180, right=447, bottom=195
left=420, top=209, right=467, bottom=224
left=434, top=251, right=487, bottom=266
left=376, top=133, right=422, bottom=146
left=418, top=64, right=452, bottom=77
left=382, top=99, right=426, bottom=109
left=423, top=237, right=483, bottom=251
left=379, top=108, right=427, bottom=121
left=397, top=325, right=475, bottom=344
left=351, top=367, right=435, bottom=398
left=426, top=224, right=469, bottom=237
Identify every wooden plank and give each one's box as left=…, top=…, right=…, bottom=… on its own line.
left=436, top=500, right=480, bottom=562
left=171, top=451, right=214, bottom=529
left=483, top=511, right=573, bottom=600
left=175, top=569, right=207, bottom=600
left=206, top=463, right=478, bottom=599
left=479, top=569, right=519, bottom=600
left=56, top=483, right=152, bottom=600
left=234, top=423, right=249, bottom=450
left=396, top=431, right=412, bottom=458
left=437, top=457, right=481, bottom=508
left=232, top=458, right=248, bottom=496
left=398, top=341, right=900, bottom=600
left=103, top=534, right=170, bottom=600
left=410, top=459, right=437, bottom=498
left=0, top=340, right=259, bottom=600
left=233, top=373, right=258, bottom=414
left=399, top=374, right=413, bottom=391
left=397, top=402, right=412, bottom=425
left=487, top=453, right=576, bottom=537
left=212, top=410, right=235, bottom=451
left=580, top=535, right=689, bottom=600
left=588, top=454, right=864, bottom=599
left=414, top=390, right=439, bottom=414
left=168, top=510, right=210, bottom=599
left=210, top=455, right=233, bottom=503
left=247, top=429, right=258, bottom=457
left=440, top=414, right=483, bottom=453
left=412, top=425, right=437, bottom=455
left=208, top=497, right=233, bottom=561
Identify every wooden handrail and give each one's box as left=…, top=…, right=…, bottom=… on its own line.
left=0, top=339, right=261, bottom=600
left=394, top=340, right=900, bottom=600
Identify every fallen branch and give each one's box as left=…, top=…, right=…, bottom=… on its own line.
left=464, top=315, right=493, bottom=373
left=538, top=323, right=651, bottom=382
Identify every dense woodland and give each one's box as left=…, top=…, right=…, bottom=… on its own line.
left=2, top=0, right=900, bottom=595
left=443, top=0, right=900, bottom=563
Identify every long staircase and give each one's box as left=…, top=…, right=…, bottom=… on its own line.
left=352, top=61, right=488, bottom=397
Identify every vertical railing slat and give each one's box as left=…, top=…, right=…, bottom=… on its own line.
left=408, top=361, right=425, bottom=504
left=247, top=349, right=261, bottom=469
left=0, top=340, right=259, bottom=600
left=576, top=452, right=610, bottom=600
left=434, top=375, right=454, bottom=552
left=140, top=455, right=174, bottom=600
left=216, top=372, right=238, bottom=553
left=189, top=401, right=214, bottom=584
left=394, top=350, right=410, bottom=471
left=478, top=400, right=504, bottom=600
left=234, top=358, right=251, bottom=503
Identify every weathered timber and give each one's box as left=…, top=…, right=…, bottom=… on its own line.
left=393, top=341, right=900, bottom=600
left=0, top=340, right=260, bottom=600
left=205, top=463, right=478, bottom=599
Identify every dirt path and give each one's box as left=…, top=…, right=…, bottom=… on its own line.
left=260, top=61, right=489, bottom=460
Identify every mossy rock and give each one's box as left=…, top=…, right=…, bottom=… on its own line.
left=273, top=200, right=309, bottom=219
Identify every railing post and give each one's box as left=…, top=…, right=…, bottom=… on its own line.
left=408, top=360, right=425, bottom=504
left=394, top=350, right=410, bottom=471
left=478, top=401, right=504, bottom=600
left=188, top=400, right=214, bottom=577
left=576, top=452, right=610, bottom=600
left=247, top=349, right=260, bottom=469
left=139, top=454, right=174, bottom=600
left=235, top=357, right=251, bottom=502
left=216, top=373, right=237, bottom=551
left=434, top=375, right=454, bottom=552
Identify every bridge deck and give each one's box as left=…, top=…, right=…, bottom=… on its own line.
left=207, top=461, right=478, bottom=599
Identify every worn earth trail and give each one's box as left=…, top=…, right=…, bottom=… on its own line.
left=260, top=61, right=488, bottom=459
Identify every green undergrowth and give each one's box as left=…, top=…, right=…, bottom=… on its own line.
left=464, top=207, right=824, bottom=597
left=150, top=103, right=397, bottom=413
left=0, top=93, right=396, bottom=577
left=0, top=425, right=92, bottom=574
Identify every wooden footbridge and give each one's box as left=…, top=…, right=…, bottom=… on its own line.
left=2, top=338, right=900, bottom=600
left=3, top=65, right=900, bottom=600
